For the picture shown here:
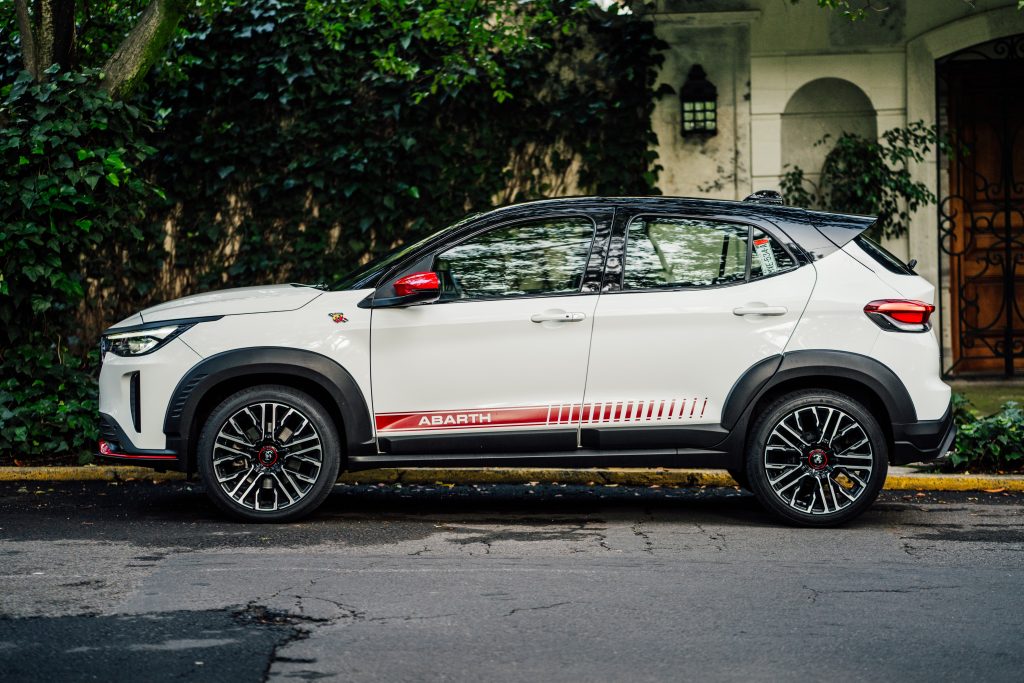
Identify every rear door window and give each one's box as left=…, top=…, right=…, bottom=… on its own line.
left=623, top=217, right=796, bottom=289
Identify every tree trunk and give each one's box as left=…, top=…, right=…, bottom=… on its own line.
left=101, top=0, right=188, bottom=100
left=14, top=0, right=38, bottom=79
left=14, top=0, right=76, bottom=81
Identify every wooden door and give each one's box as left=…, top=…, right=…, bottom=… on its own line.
left=940, top=48, right=1024, bottom=376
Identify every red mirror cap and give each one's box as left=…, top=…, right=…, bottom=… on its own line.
left=394, top=272, right=440, bottom=297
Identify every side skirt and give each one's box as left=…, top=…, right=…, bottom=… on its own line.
left=346, top=447, right=738, bottom=471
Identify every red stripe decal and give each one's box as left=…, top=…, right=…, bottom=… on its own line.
left=376, top=396, right=709, bottom=432
left=376, top=406, right=551, bottom=432
left=103, top=452, right=178, bottom=461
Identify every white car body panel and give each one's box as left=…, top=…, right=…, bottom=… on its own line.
left=844, top=240, right=935, bottom=301
left=370, top=296, right=599, bottom=439
left=99, top=338, right=203, bottom=450
left=179, top=288, right=374, bottom=397
left=786, top=248, right=884, bottom=355
left=139, top=284, right=323, bottom=323
left=582, top=265, right=816, bottom=427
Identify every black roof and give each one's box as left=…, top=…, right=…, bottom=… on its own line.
left=483, top=195, right=875, bottom=246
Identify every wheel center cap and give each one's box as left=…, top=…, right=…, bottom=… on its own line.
left=807, top=448, right=829, bottom=471
left=257, top=445, right=279, bottom=468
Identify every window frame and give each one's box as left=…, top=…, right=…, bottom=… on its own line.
left=426, top=214, right=601, bottom=304
left=616, top=213, right=800, bottom=293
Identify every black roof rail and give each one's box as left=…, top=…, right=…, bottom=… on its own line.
left=743, top=190, right=784, bottom=205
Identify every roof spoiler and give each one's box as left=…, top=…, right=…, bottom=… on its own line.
left=809, top=212, right=877, bottom=249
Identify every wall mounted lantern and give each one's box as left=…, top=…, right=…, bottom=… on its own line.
left=680, top=64, right=717, bottom=137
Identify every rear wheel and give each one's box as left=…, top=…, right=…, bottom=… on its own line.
left=746, top=390, right=887, bottom=527
left=197, top=385, right=341, bottom=522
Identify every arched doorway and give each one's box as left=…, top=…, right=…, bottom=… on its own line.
left=937, top=34, right=1024, bottom=377
left=781, top=78, right=877, bottom=190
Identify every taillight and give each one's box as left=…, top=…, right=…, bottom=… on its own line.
left=864, top=299, right=935, bottom=331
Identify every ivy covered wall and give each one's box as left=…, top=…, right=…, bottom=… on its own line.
left=0, top=0, right=668, bottom=462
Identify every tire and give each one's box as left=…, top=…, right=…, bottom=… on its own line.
left=746, top=389, right=888, bottom=527
left=727, top=468, right=751, bottom=490
left=197, top=384, right=341, bottom=522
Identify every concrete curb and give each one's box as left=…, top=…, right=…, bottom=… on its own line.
left=2, top=466, right=1023, bottom=491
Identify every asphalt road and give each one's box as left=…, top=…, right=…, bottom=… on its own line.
left=1, top=480, right=1022, bottom=682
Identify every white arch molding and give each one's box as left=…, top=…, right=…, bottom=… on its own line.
left=780, top=78, right=877, bottom=191
left=749, top=51, right=904, bottom=205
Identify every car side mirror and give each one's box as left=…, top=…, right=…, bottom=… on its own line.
left=366, top=271, right=441, bottom=308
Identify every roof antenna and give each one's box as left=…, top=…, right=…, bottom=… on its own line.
left=743, top=190, right=784, bottom=205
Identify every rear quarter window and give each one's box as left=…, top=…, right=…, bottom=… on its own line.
left=854, top=235, right=915, bottom=275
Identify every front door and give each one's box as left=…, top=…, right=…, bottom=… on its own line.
left=938, top=36, right=1024, bottom=376
left=581, top=213, right=815, bottom=447
left=370, top=213, right=606, bottom=453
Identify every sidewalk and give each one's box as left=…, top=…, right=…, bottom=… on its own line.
left=2, top=465, right=1022, bottom=491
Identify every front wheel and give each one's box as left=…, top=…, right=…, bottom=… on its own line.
left=197, top=385, right=341, bottom=522
left=746, top=390, right=887, bottom=527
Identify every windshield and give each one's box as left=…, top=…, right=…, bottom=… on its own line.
left=332, top=216, right=479, bottom=291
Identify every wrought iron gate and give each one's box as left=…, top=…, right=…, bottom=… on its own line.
left=937, top=34, right=1024, bottom=377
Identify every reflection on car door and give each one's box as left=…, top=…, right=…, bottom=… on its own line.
left=370, top=213, right=608, bottom=454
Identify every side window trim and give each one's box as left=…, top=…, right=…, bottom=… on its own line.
left=615, top=212, right=800, bottom=293
left=428, top=213, right=601, bottom=303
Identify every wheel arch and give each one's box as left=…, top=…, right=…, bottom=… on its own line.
left=164, top=347, right=375, bottom=473
left=723, top=350, right=917, bottom=464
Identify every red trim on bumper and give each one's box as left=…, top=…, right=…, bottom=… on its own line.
left=99, top=440, right=178, bottom=461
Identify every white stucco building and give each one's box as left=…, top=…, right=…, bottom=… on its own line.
left=648, top=0, right=1024, bottom=377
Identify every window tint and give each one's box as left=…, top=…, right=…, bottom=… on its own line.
left=750, top=228, right=796, bottom=279
left=854, top=234, right=914, bottom=275
left=435, top=217, right=594, bottom=300
left=624, top=217, right=749, bottom=289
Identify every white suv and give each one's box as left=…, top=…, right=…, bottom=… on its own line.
left=98, top=194, right=955, bottom=526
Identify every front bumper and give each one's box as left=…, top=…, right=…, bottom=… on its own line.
left=97, top=413, right=185, bottom=471
left=890, top=402, right=956, bottom=465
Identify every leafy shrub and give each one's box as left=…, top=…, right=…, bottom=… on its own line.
left=0, top=67, right=166, bottom=347
left=143, top=1, right=665, bottom=299
left=779, top=121, right=950, bottom=240
left=0, top=345, right=98, bottom=465
left=945, top=399, right=1024, bottom=473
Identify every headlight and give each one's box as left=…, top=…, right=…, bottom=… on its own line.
left=101, top=324, right=191, bottom=358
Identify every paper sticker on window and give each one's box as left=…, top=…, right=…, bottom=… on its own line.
left=753, top=237, right=779, bottom=275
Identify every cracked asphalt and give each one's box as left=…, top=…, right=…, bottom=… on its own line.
left=1, top=481, right=1023, bottom=682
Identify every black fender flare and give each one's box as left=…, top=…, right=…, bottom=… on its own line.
left=163, top=347, right=375, bottom=462
left=721, top=349, right=917, bottom=432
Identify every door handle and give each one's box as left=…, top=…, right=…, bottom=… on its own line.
left=733, top=304, right=788, bottom=316
left=531, top=311, right=586, bottom=323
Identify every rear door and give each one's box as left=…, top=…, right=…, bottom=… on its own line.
left=580, top=210, right=815, bottom=448
left=370, top=210, right=611, bottom=454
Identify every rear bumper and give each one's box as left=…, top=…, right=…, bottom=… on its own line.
left=890, top=402, right=956, bottom=465
left=97, top=413, right=185, bottom=471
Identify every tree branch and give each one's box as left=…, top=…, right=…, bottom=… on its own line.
left=101, top=0, right=188, bottom=100
left=14, top=0, right=38, bottom=79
